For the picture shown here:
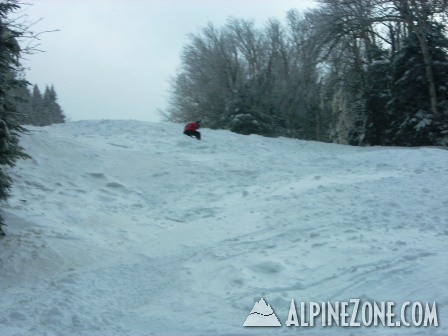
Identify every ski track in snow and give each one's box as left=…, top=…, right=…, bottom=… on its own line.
left=0, top=120, right=447, bottom=335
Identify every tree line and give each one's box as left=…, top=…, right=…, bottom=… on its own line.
left=13, top=84, right=65, bottom=126
left=165, top=0, right=448, bottom=147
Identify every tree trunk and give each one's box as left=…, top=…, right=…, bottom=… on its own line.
left=416, top=29, right=440, bottom=118
left=406, top=0, right=440, bottom=118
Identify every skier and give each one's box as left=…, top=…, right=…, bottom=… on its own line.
left=183, top=120, right=201, bottom=140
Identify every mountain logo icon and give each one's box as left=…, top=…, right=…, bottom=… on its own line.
left=243, top=298, right=282, bottom=327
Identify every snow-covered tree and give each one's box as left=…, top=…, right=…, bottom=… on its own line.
left=388, top=21, right=448, bottom=145
left=13, top=84, right=65, bottom=126
left=30, top=84, right=44, bottom=125
left=0, top=0, right=30, bottom=236
left=164, top=0, right=447, bottom=146
left=43, top=85, right=65, bottom=124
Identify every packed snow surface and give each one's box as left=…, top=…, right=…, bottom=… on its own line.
left=0, top=120, right=447, bottom=335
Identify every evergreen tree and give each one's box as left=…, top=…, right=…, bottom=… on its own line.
left=363, top=59, right=393, bottom=145
left=31, top=84, right=44, bottom=125
left=43, top=85, right=65, bottom=124
left=10, top=82, right=32, bottom=124
left=0, top=0, right=30, bottom=236
left=12, top=83, right=65, bottom=126
left=228, top=84, right=278, bottom=136
left=388, top=22, right=448, bottom=146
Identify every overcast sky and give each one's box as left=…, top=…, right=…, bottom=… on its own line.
left=20, top=0, right=317, bottom=122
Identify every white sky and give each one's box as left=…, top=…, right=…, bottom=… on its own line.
left=19, top=0, right=317, bottom=122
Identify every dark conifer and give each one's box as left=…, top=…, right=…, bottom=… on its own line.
left=0, top=0, right=30, bottom=235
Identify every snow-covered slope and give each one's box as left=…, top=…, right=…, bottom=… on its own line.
left=0, top=120, right=447, bottom=335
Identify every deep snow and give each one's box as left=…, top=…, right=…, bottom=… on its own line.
left=0, top=120, right=447, bottom=335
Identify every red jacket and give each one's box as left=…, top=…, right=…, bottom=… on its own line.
left=184, top=122, right=200, bottom=132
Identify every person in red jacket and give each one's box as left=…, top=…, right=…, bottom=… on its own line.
left=183, top=120, right=201, bottom=140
